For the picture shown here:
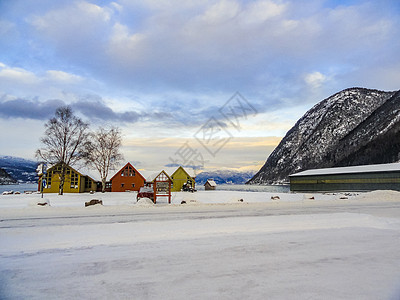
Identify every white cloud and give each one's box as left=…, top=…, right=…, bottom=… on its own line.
left=19, top=0, right=398, bottom=99
left=0, top=62, right=91, bottom=101
left=304, top=71, right=327, bottom=89
left=29, top=0, right=114, bottom=61
left=45, top=70, right=83, bottom=83
left=200, top=0, right=240, bottom=24
left=110, top=1, right=123, bottom=13
left=0, top=64, right=39, bottom=85
left=240, top=0, right=287, bottom=25
left=107, top=22, right=146, bottom=65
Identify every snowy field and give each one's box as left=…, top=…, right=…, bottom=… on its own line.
left=1, top=190, right=400, bottom=299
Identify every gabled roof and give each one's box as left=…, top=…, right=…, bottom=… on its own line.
left=147, top=170, right=172, bottom=182
left=47, top=163, right=96, bottom=181
left=289, top=162, right=400, bottom=177
left=110, top=162, right=146, bottom=181
left=171, top=166, right=195, bottom=179
left=204, top=179, right=217, bottom=187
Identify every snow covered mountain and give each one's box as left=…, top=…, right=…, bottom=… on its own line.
left=248, top=87, right=400, bottom=184
left=195, top=170, right=254, bottom=185
left=0, top=156, right=38, bottom=183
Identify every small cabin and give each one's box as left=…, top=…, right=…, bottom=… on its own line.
left=110, top=162, right=145, bottom=192
left=204, top=179, right=217, bottom=190
left=38, top=163, right=96, bottom=193
left=171, top=166, right=196, bottom=192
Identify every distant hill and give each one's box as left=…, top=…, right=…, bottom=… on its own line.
left=248, top=87, right=400, bottom=184
left=0, top=167, right=17, bottom=185
left=0, top=156, right=38, bottom=183
left=195, top=170, right=254, bottom=185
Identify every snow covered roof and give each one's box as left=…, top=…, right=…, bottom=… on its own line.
left=205, top=179, right=217, bottom=186
left=109, top=162, right=145, bottom=181
left=289, top=162, right=400, bottom=177
left=146, top=170, right=172, bottom=182
left=46, top=163, right=100, bottom=181
left=171, top=166, right=196, bottom=178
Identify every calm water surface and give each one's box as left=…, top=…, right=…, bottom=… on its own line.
left=0, top=183, right=290, bottom=194
left=197, top=184, right=290, bottom=193
left=0, top=183, right=38, bottom=194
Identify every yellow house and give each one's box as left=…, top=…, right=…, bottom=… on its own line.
left=170, top=166, right=196, bottom=192
left=38, top=164, right=97, bottom=193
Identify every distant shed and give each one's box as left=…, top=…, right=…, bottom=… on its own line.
left=204, top=179, right=217, bottom=190
left=289, top=163, right=400, bottom=192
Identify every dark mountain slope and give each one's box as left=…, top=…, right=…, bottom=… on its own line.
left=0, top=156, right=38, bottom=183
left=248, top=88, right=399, bottom=184
left=0, top=167, right=17, bottom=185
left=332, top=90, right=400, bottom=166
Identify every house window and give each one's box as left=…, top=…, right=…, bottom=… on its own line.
left=84, top=176, right=92, bottom=189
left=132, top=183, right=135, bottom=188
left=46, top=173, right=52, bottom=188
left=122, top=165, right=135, bottom=177
left=70, top=171, right=78, bottom=188
left=121, top=183, right=125, bottom=188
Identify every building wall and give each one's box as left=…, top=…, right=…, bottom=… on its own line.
left=39, top=165, right=97, bottom=193
left=290, top=171, right=400, bottom=192
left=204, top=183, right=216, bottom=190
left=80, top=175, right=97, bottom=193
left=111, top=164, right=145, bottom=192
left=171, top=167, right=195, bottom=192
left=41, top=166, right=80, bottom=193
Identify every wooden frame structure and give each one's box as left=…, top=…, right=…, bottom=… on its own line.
left=151, top=170, right=172, bottom=204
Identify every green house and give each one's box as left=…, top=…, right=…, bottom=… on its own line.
left=289, top=163, right=400, bottom=192
left=170, top=166, right=196, bottom=192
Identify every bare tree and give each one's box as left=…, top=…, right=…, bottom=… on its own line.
left=84, top=126, right=124, bottom=192
left=36, top=106, right=89, bottom=195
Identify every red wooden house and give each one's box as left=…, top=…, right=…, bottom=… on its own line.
left=110, top=162, right=145, bottom=192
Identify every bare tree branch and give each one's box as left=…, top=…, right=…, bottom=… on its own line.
left=36, top=106, right=89, bottom=195
left=83, top=126, right=124, bottom=192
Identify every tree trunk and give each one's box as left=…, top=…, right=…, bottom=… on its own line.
left=59, top=164, right=66, bottom=195
left=59, top=177, right=64, bottom=195
left=102, top=177, right=106, bottom=193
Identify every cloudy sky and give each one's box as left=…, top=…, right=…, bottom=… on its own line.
left=1, top=0, right=399, bottom=174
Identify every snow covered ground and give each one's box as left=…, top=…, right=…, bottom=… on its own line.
left=1, top=190, right=400, bottom=299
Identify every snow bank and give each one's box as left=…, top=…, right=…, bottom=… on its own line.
left=1, top=189, right=399, bottom=213
left=2, top=190, right=400, bottom=299
left=354, top=190, right=400, bottom=201
left=136, top=197, right=154, bottom=206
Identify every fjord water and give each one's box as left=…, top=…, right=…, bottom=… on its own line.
left=0, top=183, right=38, bottom=194
left=0, top=183, right=290, bottom=194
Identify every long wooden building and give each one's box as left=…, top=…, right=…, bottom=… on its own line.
left=39, top=163, right=97, bottom=193
left=289, top=163, right=400, bottom=192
